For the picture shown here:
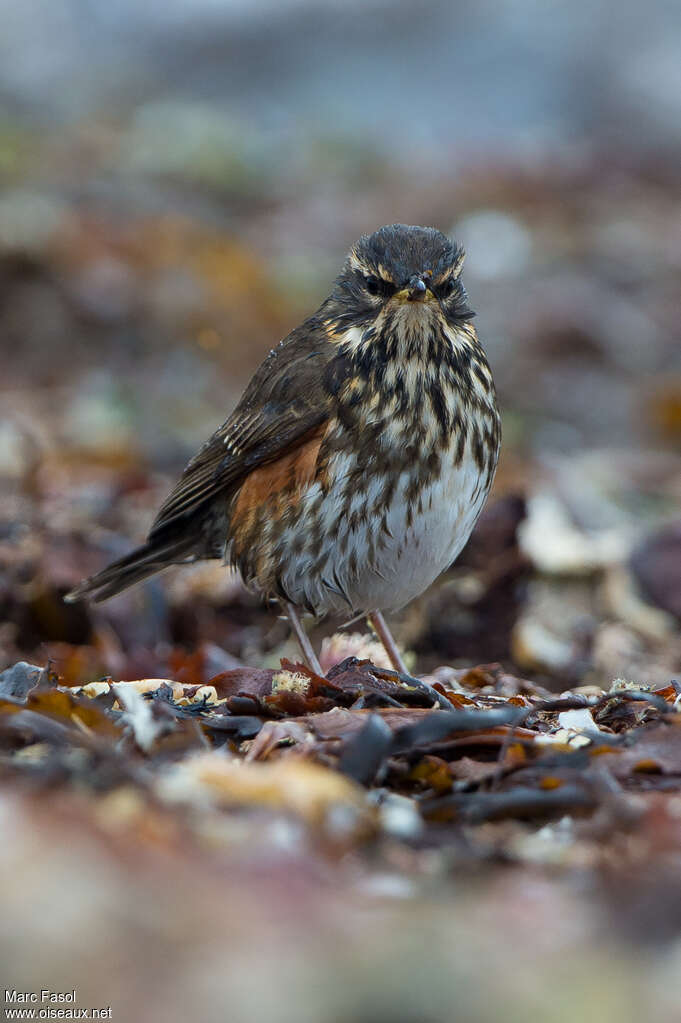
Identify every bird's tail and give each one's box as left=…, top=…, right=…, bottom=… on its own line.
left=65, top=533, right=200, bottom=604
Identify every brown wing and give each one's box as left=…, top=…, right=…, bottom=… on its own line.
left=65, top=314, right=344, bottom=604
left=147, top=316, right=337, bottom=539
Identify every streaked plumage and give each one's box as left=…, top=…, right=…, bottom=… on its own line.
left=67, top=224, right=500, bottom=668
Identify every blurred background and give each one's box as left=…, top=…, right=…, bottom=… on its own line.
left=2, top=0, right=681, bottom=689
left=3, top=3, right=681, bottom=1022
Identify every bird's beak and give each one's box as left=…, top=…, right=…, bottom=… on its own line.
left=407, top=276, right=427, bottom=302
left=394, top=276, right=430, bottom=303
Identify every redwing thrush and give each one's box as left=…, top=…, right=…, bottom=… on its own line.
left=67, top=224, right=501, bottom=675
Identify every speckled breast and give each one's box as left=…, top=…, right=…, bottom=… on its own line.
left=229, top=339, right=500, bottom=618
left=278, top=408, right=498, bottom=616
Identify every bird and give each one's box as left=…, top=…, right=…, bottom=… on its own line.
left=67, top=224, right=501, bottom=676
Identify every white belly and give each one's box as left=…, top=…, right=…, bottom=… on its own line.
left=280, top=442, right=492, bottom=617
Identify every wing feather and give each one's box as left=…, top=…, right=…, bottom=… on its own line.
left=148, top=318, right=337, bottom=538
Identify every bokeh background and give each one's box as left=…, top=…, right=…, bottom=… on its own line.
left=3, top=0, right=681, bottom=684
left=3, top=0, right=678, bottom=679
left=2, top=5, right=681, bottom=1020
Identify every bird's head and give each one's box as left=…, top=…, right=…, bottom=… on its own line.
left=328, top=224, right=474, bottom=336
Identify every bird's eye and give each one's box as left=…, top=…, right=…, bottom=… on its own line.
left=364, top=275, right=382, bottom=296
left=439, top=278, right=455, bottom=298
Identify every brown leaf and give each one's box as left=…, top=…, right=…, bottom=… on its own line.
left=26, top=688, right=121, bottom=737
left=208, top=668, right=275, bottom=701
left=599, top=719, right=681, bottom=781
left=409, top=756, right=454, bottom=794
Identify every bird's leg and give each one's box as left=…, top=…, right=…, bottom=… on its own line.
left=286, top=602, right=323, bottom=676
left=368, top=610, right=408, bottom=675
